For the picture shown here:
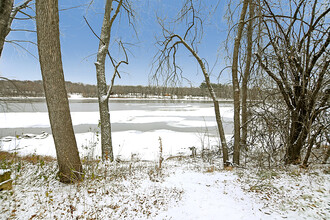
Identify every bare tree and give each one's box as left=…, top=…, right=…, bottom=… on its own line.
left=241, top=0, right=255, bottom=151
left=36, top=0, right=83, bottom=183
left=86, top=0, right=133, bottom=161
left=154, top=0, right=229, bottom=167
left=231, top=0, right=249, bottom=165
left=256, top=0, right=329, bottom=165
left=0, top=0, right=33, bottom=58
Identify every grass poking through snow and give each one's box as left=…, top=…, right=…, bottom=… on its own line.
left=1, top=152, right=329, bottom=219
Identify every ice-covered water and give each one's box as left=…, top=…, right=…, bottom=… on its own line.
left=0, top=98, right=233, bottom=137
left=0, top=98, right=234, bottom=160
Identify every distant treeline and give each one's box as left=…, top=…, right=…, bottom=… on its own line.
left=0, top=80, right=261, bottom=99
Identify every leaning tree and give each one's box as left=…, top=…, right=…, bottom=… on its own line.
left=154, top=0, right=229, bottom=167
left=36, top=0, right=83, bottom=182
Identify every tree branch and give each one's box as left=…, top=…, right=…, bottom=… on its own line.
left=10, top=0, right=33, bottom=26
left=255, top=52, right=294, bottom=111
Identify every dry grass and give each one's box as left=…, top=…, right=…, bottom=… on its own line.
left=204, top=165, right=216, bottom=173
left=224, top=166, right=234, bottom=171
left=0, top=151, right=56, bottom=166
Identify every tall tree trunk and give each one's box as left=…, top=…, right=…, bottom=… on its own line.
left=241, top=0, right=254, bottom=150
left=95, top=0, right=114, bottom=161
left=0, top=0, right=13, bottom=57
left=36, top=0, right=82, bottom=183
left=232, top=0, right=249, bottom=165
left=203, top=75, right=229, bottom=166
left=285, top=112, right=308, bottom=164
left=177, top=36, right=229, bottom=167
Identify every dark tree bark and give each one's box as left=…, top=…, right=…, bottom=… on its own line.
left=241, top=0, right=254, bottom=150
left=0, top=0, right=13, bottom=57
left=36, top=0, right=83, bottom=183
left=303, top=126, right=323, bottom=167
left=0, top=0, right=33, bottom=58
left=256, top=0, right=330, bottom=165
left=232, top=0, right=249, bottom=165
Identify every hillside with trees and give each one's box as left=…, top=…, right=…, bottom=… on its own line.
left=0, top=79, right=237, bottom=99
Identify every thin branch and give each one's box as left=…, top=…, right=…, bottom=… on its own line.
left=59, top=4, right=88, bottom=11
left=17, top=9, right=35, bottom=20
left=6, top=41, right=38, bottom=60
left=299, top=6, right=330, bottom=49
left=81, top=52, right=98, bottom=62
left=10, top=0, right=33, bottom=22
left=83, top=16, right=102, bottom=42
left=84, top=15, right=122, bottom=78
left=6, top=40, right=37, bottom=46
left=109, top=0, right=123, bottom=31
left=255, top=52, right=294, bottom=111
left=286, top=0, right=305, bottom=37
left=0, top=77, right=22, bottom=94
left=106, top=60, right=128, bottom=99
left=11, top=29, right=36, bottom=33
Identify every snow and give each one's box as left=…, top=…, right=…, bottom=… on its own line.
left=237, top=166, right=330, bottom=219
left=0, top=169, right=10, bottom=176
left=1, top=158, right=328, bottom=219
left=0, top=130, right=231, bottom=161
left=156, top=170, right=282, bottom=220
left=1, top=160, right=185, bottom=219
left=168, top=119, right=217, bottom=128
left=0, top=102, right=234, bottom=160
left=0, top=106, right=233, bottom=128
left=0, top=99, right=329, bottom=219
left=68, top=93, right=83, bottom=99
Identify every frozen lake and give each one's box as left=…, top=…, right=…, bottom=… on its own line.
left=0, top=98, right=234, bottom=138
left=0, top=98, right=234, bottom=160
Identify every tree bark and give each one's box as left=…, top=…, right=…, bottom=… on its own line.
left=241, top=0, right=254, bottom=150
left=232, top=0, right=249, bottom=165
left=36, top=0, right=82, bottom=183
left=303, top=126, right=322, bottom=167
left=95, top=0, right=114, bottom=161
left=285, top=112, right=309, bottom=164
left=0, top=0, right=13, bottom=57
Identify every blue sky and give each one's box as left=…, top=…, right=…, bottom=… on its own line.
left=0, top=0, right=233, bottom=86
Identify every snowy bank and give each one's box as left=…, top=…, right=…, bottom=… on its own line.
left=0, top=130, right=232, bottom=161
left=1, top=158, right=327, bottom=219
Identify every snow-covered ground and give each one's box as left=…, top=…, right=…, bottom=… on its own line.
left=0, top=130, right=232, bottom=161
left=156, top=168, right=280, bottom=220
left=1, top=158, right=328, bottom=219
left=237, top=165, right=330, bottom=219
left=1, top=99, right=329, bottom=219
